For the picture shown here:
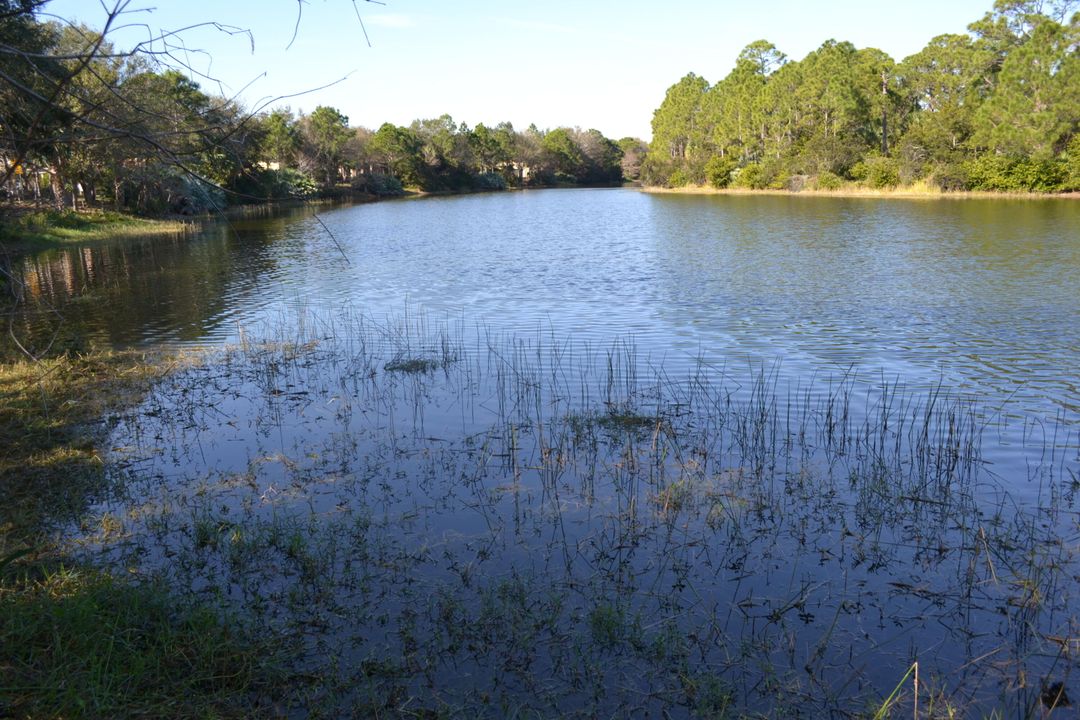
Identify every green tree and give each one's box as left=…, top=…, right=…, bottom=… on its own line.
left=302, top=106, right=351, bottom=184
left=971, top=15, right=1079, bottom=158
left=470, top=122, right=510, bottom=174
left=573, top=128, right=623, bottom=183
left=758, top=59, right=805, bottom=163
left=541, top=127, right=585, bottom=181
left=646, top=72, right=709, bottom=184
left=793, top=40, right=874, bottom=175
left=705, top=41, right=785, bottom=164
left=617, top=137, right=648, bottom=181
left=367, top=122, right=423, bottom=187
left=896, top=33, right=994, bottom=178
left=411, top=114, right=459, bottom=171
left=259, top=109, right=300, bottom=166
left=854, top=47, right=903, bottom=154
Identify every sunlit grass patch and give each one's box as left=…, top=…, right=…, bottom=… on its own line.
left=1, top=208, right=194, bottom=246
left=0, top=349, right=193, bottom=543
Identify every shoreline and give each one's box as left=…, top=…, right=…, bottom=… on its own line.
left=640, top=184, right=1080, bottom=201
left=5, top=180, right=1076, bottom=249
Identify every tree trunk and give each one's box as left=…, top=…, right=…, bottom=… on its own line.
left=49, top=171, right=64, bottom=211
left=881, top=108, right=888, bottom=155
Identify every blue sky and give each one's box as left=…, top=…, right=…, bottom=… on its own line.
left=44, top=0, right=997, bottom=140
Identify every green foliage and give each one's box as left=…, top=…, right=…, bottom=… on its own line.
left=618, top=137, right=649, bottom=181
left=667, top=168, right=693, bottom=187
left=304, top=105, right=352, bottom=185
left=357, top=172, right=404, bottom=197
left=928, top=162, right=971, bottom=191
left=732, top=162, right=765, bottom=189
left=705, top=155, right=738, bottom=188
left=475, top=171, right=507, bottom=190
left=814, top=171, right=845, bottom=190
left=964, top=154, right=1068, bottom=191
left=1065, top=135, right=1080, bottom=191
left=971, top=17, right=1079, bottom=159
left=258, top=108, right=301, bottom=165
left=542, top=127, right=586, bottom=182
left=651, top=73, right=710, bottom=163
left=761, top=157, right=792, bottom=189
left=851, top=156, right=901, bottom=188
left=640, top=154, right=676, bottom=187
left=233, top=167, right=317, bottom=201
left=643, top=2, right=1079, bottom=194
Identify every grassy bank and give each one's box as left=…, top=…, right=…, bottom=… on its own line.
left=641, top=182, right=1080, bottom=200
left=0, top=208, right=195, bottom=247
left=0, top=349, right=281, bottom=719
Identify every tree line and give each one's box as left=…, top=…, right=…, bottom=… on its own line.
left=0, top=2, right=633, bottom=217
left=251, top=109, right=633, bottom=200
left=645, top=0, right=1080, bottom=192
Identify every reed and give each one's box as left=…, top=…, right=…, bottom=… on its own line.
left=22, top=306, right=1079, bottom=717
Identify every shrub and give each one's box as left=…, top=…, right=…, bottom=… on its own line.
left=929, top=163, right=970, bottom=192
left=640, top=155, right=675, bottom=187
left=667, top=168, right=692, bottom=187
left=704, top=156, right=737, bottom=188
left=358, top=173, right=404, bottom=196
left=474, top=172, right=507, bottom=191
left=813, top=171, right=844, bottom=191
left=1062, top=136, right=1080, bottom=192
left=277, top=169, right=318, bottom=198
left=850, top=156, right=900, bottom=188
left=236, top=168, right=318, bottom=201
left=766, top=170, right=791, bottom=191
left=732, top=162, right=764, bottom=189
left=964, top=155, right=1067, bottom=192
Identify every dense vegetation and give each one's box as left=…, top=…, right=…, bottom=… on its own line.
left=0, top=2, right=629, bottom=219
left=645, top=0, right=1080, bottom=192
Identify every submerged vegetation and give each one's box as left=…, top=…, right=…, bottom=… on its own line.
left=27, top=307, right=1074, bottom=718
left=646, top=1, right=1080, bottom=194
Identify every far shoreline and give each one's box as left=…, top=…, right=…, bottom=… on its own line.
left=640, top=184, right=1080, bottom=201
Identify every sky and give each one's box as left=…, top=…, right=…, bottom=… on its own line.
left=43, top=0, right=998, bottom=140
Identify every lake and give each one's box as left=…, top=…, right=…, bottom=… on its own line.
left=9, top=189, right=1080, bottom=716
left=14, top=189, right=1080, bottom=415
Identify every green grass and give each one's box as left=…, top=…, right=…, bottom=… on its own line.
left=0, top=348, right=283, bottom=719
left=0, top=208, right=193, bottom=246
left=0, top=564, right=282, bottom=719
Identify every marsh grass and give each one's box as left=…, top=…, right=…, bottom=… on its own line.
left=43, top=308, right=1080, bottom=717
